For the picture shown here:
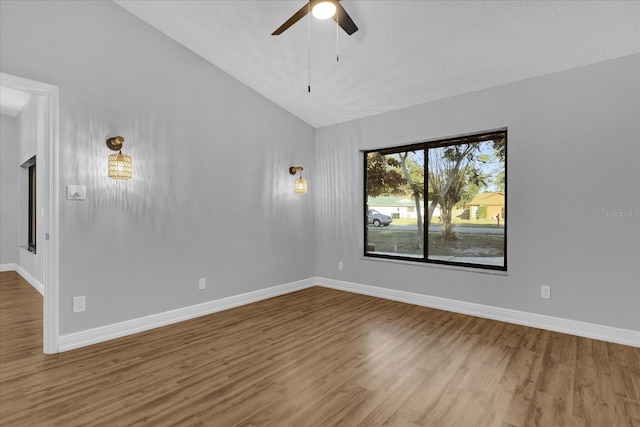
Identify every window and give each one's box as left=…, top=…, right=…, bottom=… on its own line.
left=22, top=156, right=37, bottom=254
left=364, top=129, right=507, bottom=271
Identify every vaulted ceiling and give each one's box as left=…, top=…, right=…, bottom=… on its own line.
left=5, top=2, right=639, bottom=127
left=113, top=1, right=639, bottom=128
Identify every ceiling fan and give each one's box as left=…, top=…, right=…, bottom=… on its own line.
left=272, top=0, right=358, bottom=36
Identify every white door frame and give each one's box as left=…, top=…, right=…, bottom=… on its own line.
left=1, top=72, right=60, bottom=354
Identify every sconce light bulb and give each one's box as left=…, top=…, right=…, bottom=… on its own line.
left=295, top=177, right=308, bottom=194
left=108, top=151, right=132, bottom=180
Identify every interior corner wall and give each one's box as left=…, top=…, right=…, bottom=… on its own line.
left=315, top=54, right=640, bottom=332
left=1, top=0, right=316, bottom=335
left=0, top=114, right=20, bottom=266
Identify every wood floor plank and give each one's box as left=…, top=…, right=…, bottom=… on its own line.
left=1, top=271, right=639, bottom=426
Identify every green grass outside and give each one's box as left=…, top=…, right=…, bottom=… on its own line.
left=367, top=229, right=504, bottom=257
left=390, top=217, right=505, bottom=227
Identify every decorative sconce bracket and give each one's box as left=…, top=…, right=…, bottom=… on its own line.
left=106, top=136, right=124, bottom=151
left=289, top=166, right=303, bottom=175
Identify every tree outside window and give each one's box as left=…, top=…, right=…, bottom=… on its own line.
left=364, top=130, right=507, bottom=271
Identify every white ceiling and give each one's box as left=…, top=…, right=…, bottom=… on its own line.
left=113, top=0, right=639, bottom=128
left=0, top=86, right=31, bottom=118
left=5, top=1, right=637, bottom=128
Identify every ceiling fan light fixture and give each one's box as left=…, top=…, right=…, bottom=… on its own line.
left=272, top=0, right=357, bottom=36
left=312, top=1, right=336, bottom=20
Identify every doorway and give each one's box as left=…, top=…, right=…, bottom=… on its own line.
left=1, top=72, right=59, bottom=354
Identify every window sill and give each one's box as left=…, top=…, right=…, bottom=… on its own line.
left=20, top=246, right=37, bottom=255
left=360, top=255, right=509, bottom=276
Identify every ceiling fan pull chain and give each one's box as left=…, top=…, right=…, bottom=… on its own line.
left=308, top=3, right=311, bottom=92
left=336, top=5, right=340, bottom=62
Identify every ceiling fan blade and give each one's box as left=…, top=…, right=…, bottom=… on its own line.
left=272, top=2, right=311, bottom=35
left=333, top=1, right=358, bottom=35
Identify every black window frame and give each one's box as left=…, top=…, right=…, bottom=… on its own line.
left=363, top=129, right=507, bottom=271
left=22, top=156, right=37, bottom=254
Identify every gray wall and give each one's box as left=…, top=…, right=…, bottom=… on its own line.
left=1, top=114, right=19, bottom=265
left=315, top=54, right=640, bottom=331
left=2, top=1, right=638, bottom=338
left=1, top=1, right=316, bottom=335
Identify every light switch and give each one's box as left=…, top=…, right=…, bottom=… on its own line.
left=67, top=185, right=86, bottom=200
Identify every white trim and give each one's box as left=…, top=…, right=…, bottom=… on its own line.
left=0, top=263, right=17, bottom=272
left=15, top=265, right=45, bottom=295
left=55, top=276, right=640, bottom=352
left=58, top=278, right=316, bottom=352
left=0, top=264, right=44, bottom=295
left=359, top=256, right=509, bottom=276
left=1, top=72, right=60, bottom=354
left=315, top=277, right=640, bottom=348
left=43, top=83, right=60, bottom=355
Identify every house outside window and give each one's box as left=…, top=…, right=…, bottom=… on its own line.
left=364, top=129, right=507, bottom=271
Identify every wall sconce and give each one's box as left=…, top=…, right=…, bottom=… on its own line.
left=106, top=136, right=132, bottom=180
left=289, top=166, right=307, bottom=195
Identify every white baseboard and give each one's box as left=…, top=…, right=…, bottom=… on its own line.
left=56, top=275, right=640, bottom=352
left=315, top=277, right=640, bottom=348
left=58, top=277, right=316, bottom=352
left=0, top=263, right=17, bottom=272
left=15, top=265, right=45, bottom=295
left=1, top=263, right=45, bottom=295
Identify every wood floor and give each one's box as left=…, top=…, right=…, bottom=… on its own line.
left=1, top=271, right=639, bottom=426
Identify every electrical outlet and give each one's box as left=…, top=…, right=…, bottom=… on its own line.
left=541, top=286, right=551, bottom=299
left=73, top=296, right=86, bottom=313
left=338, top=261, right=343, bottom=271
left=199, top=278, right=206, bottom=290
